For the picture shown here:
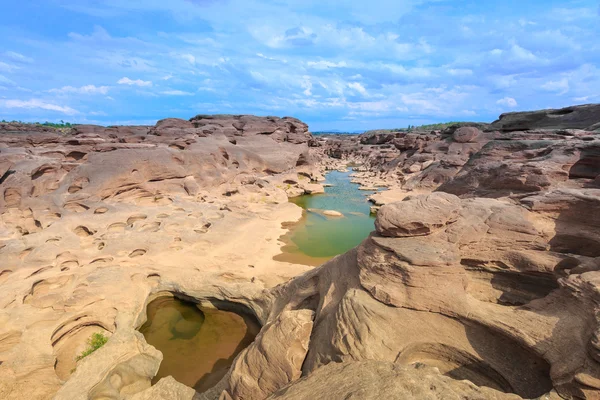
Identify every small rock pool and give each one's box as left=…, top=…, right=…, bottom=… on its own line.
left=275, top=170, right=377, bottom=266
left=139, top=297, right=260, bottom=392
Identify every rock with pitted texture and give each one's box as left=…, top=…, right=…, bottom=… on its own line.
left=0, top=115, right=316, bottom=400
left=189, top=115, right=311, bottom=145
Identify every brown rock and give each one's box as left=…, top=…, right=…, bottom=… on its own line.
left=452, top=126, right=481, bottom=143
left=224, top=310, right=314, bottom=400
left=375, top=192, right=462, bottom=237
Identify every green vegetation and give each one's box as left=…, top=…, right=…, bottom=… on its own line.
left=364, top=121, right=469, bottom=135
left=411, top=121, right=466, bottom=131
left=76, top=332, right=108, bottom=361
left=1, top=119, right=73, bottom=128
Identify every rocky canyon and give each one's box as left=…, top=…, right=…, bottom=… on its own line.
left=1, top=104, right=600, bottom=400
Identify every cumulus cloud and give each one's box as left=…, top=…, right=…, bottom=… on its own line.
left=497, top=97, right=518, bottom=108
left=300, top=76, right=313, bottom=96
left=117, top=77, right=152, bottom=87
left=541, top=78, right=569, bottom=94
left=2, top=1, right=599, bottom=129
left=348, top=82, right=367, bottom=96
left=49, top=85, right=110, bottom=95
left=0, top=99, right=78, bottom=114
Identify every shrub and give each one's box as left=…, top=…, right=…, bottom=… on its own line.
left=76, top=332, right=108, bottom=361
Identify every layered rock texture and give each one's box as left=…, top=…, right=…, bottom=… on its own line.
left=0, top=116, right=320, bottom=400
left=2, top=104, right=600, bottom=400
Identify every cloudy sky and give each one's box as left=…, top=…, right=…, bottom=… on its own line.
left=0, top=0, right=599, bottom=130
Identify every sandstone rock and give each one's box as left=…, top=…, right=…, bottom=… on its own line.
left=268, top=361, right=521, bottom=400
left=223, top=310, right=314, bottom=400
left=375, top=192, right=462, bottom=237
left=189, top=115, right=311, bottom=145
left=452, top=126, right=481, bottom=143
left=491, top=103, right=600, bottom=131
left=129, top=376, right=195, bottom=400
left=301, top=183, right=325, bottom=194
left=322, top=210, right=343, bottom=217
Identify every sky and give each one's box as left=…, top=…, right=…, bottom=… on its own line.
left=0, top=0, right=599, bottom=131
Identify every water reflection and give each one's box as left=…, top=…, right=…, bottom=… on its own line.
left=140, top=297, right=260, bottom=392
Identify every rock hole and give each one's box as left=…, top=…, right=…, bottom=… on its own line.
left=74, top=226, right=95, bottom=237
left=65, top=151, right=87, bottom=161
left=129, top=249, right=147, bottom=258
left=126, top=214, right=148, bottom=225
left=139, top=295, right=261, bottom=393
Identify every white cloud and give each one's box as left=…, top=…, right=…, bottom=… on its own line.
left=306, top=60, right=348, bottom=69
left=0, top=61, right=19, bottom=72
left=49, top=85, right=110, bottom=95
left=301, top=76, right=312, bottom=96
left=0, top=99, right=78, bottom=114
left=574, top=96, right=590, bottom=102
left=348, top=82, right=367, bottom=96
left=161, top=90, right=194, bottom=96
left=496, top=97, right=518, bottom=108
left=0, top=74, right=16, bottom=85
left=180, top=53, right=196, bottom=65
left=541, top=78, right=569, bottom=94
left=117, top=77, right=152, bottom=87
left=509, top=44, right=538, bottom=62
left=4, top=51, right=33, bottom=63
left=448, top=68, right=473, bottom=76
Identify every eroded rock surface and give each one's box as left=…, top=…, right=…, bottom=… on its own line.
left=2, top=105, right=600, bottom=400
left=0, top=116, right=317, bottom=400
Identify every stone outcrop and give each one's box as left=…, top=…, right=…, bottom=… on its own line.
left=268, top=361, right=523, bottom=400
left=0, top=115, right=317, bottom=400
left=222, top=310, right=314, bottom=400
left=265, top=186, right=600, bottom=399
left=3, top=104, right=600, bottom=400
left=490, top=104, right=600, bottom=132
left=189, top=115, right=312, bottom=145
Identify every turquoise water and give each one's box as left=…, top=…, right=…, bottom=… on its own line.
left=275, top=170, right=376, bottom=265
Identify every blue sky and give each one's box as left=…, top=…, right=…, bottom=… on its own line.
left=0, top=0, right=599, bottom=131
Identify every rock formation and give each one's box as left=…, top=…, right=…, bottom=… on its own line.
left=2, top=104, right=600, bottom=400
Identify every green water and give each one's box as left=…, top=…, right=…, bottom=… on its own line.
left=139, top=297, right=260, bottom=392
left=276, top=170, right=376, bottom=265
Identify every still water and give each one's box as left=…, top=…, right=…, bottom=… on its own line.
left=275, top=170, right=376, bottom=266
left=139, top=297, right=260, bottom=392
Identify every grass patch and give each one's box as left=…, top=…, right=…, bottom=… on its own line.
left=1, top=120, right=73, bottom=128
left=76, top=332, right=108, bottom=361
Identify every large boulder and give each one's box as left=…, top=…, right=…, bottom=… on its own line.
left=375, top=192, right=462, bottom=237
left=452, top=126, right=481, bottom=143
left=223, top=310, right=314, bottom=400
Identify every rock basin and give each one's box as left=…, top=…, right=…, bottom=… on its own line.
left=139, top=296, right=261, bottom=392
